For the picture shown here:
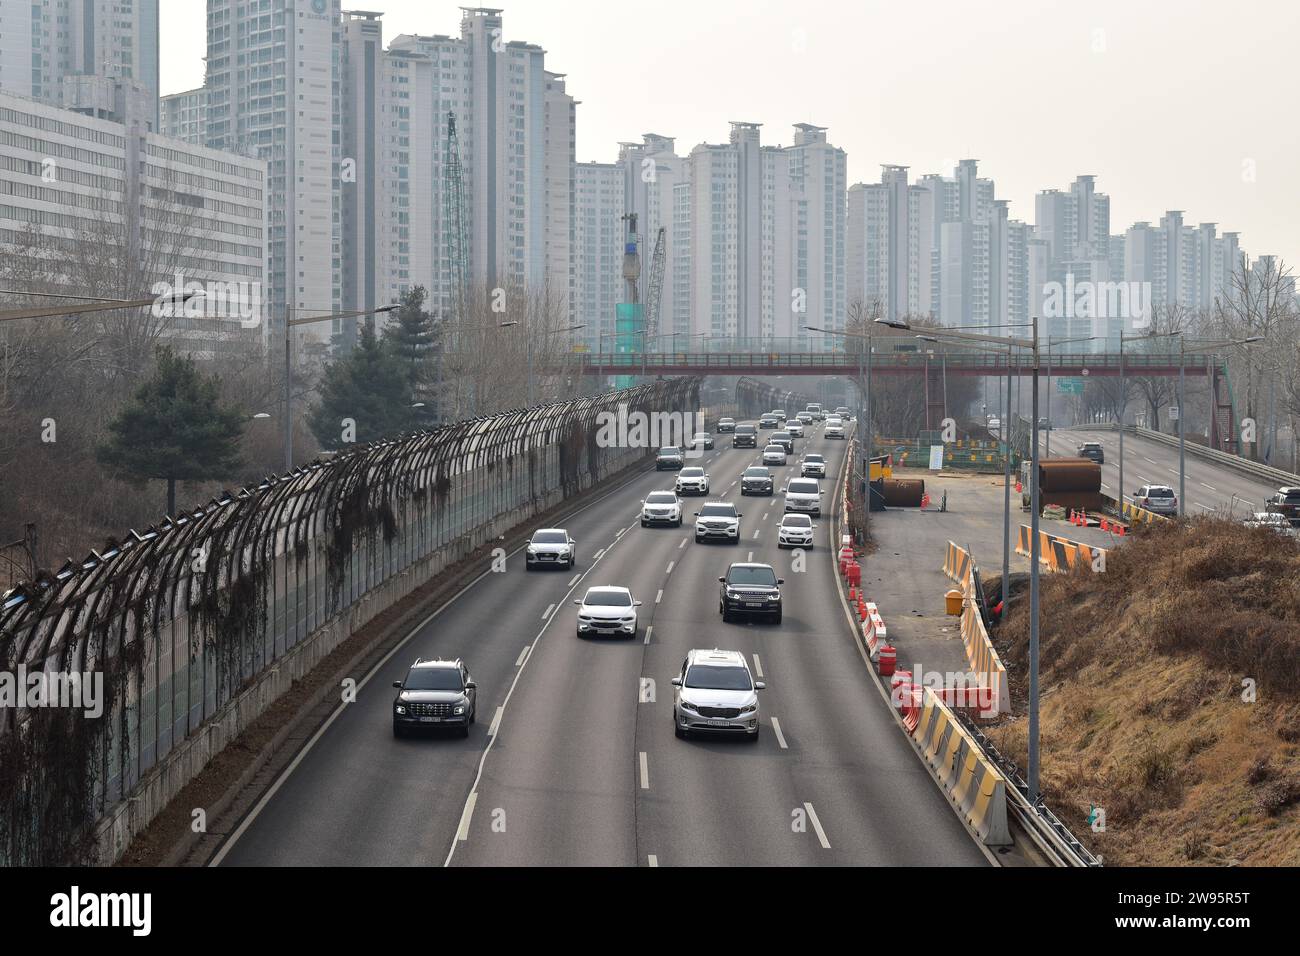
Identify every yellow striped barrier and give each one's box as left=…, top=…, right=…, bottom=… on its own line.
left=941, top=542, right=1009, bottom=716
left=911, top=687, right=1012, bottom=845
left=1016, top=525, right=1108, bottom=572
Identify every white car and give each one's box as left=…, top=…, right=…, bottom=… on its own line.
left=801, top=453, right=827, bottom=478
left=525, top=528, right=576, bottom=569
left=574, top=586, right=642, bottom=639
left=784, top=420, right=804, bottom=437
left=762, top=443, right=788, bottom=465
left=672, top=648, right=764, bottom=740
left=806, top=404, right=825, bottom=421
left=783, top=477, right=823, bottom=516
left=675, top=466, right=710, bottom=496
left=824, top=417, right=845, bottom=439
left=777, top=513, right=815, bottom=549
left=694, top=501, right=742, bottom=544
left=640, top=490, right=683, bottom=527
left=1244, top=512, right=1299, bottom=537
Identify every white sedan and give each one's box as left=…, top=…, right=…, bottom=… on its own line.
left=762, top=443, right=788, bottom=465
left=573, top=586, right=642, bottom=639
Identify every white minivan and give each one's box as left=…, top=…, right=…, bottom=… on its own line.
left=783, top=477, right=823, bottom=516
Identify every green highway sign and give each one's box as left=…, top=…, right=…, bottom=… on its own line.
left=1056, top=377, right=1084, bottom=395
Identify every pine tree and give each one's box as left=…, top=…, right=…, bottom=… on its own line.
left=308, top=323, right=415, bottom=451
left=381, top=286, right=439, bottom=426
left=97, top=346, right=245, bottom=515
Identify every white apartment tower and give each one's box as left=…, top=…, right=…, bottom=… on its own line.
left=572, top=161, right=622, bottom=343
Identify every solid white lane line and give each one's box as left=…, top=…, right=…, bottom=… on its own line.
left=771, top=717, right=788, bottom=750
left=568, top=573, right=581, bottom=586
left=639, top=752, right=650, bottom=790
left=644, top=625, right=653, bottom=646
left=647, top=854, right=659, bottom=867
left=456, top=792, right=478, bottom=841
left=488, top=706, right=503, bottom=736
left=804, top=802, right=831, bottom=849
left=666, top=560, right=674, bottom=575
left=542, top=603, right=555, bottom=620
left=655, top=589, right=664, bottom=604
left=752, top=654, right=763, bottom=678
left=515, top=645, right=530, bottom=666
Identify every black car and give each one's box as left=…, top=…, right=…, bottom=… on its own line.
left=719, top=563, right=783, bottom=624
left=758, top=416, right=779, bottom=429
left=740, top=465, right=774, bottom=496
left=716, top=418, right=736, bottom=433
left=1076, top=442, right=1104, bottom=464
left=656, top=446, right=685, bottom=470
left=393, top=658, right=476, bottom=738
left=733, top=424, right=757, bottom=448
left=770, top=430, right=795, bottom=455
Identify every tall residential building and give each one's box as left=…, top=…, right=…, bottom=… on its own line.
left=206, top=0, right=342, bottom=342
left=778, top=124, right=846, bottom=341
left=847, top=164, right=910, bottom=321
left=0, top=0, right=160, bottom=126
left=160, top=87, right=208, bottom=145
left=0, top=88, right=267, bottom=358
left=571, top=161, right=622, bottom=344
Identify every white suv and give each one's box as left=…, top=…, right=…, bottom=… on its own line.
left=777, top=513, right=815, bottom=549
left=640, top=490, right=683, bottom=527
left=675, top=466, right=710, bottom=496
left=694, top=501, right=741, bottom=544
left=783, top=477, right=823, bottom=516
left=801, top=454, right=827, bottom=478
left=824, top=417, right=845, bottom=439
left=574, top=586, right=642, bottom=639
left=672, top=648, right=764, bottom=740
left=784, top=419, right=804, bottom=437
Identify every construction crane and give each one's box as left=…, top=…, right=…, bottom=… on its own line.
left=443, top=111, right=469, bottom=324
left=644, top=226, right=666, bottom=340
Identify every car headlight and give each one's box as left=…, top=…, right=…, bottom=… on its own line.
left=454, top=705, right=465, bottom=715
left=769, top=592, right=780, bottom=601
left=739, top=702, right=757, bottom=714
left=679, top=699, right=699, bottom=713
left=395, top=705, right=406, bottom=715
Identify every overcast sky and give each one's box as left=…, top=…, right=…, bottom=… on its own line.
left=162, top=0, right=1300, bottom=267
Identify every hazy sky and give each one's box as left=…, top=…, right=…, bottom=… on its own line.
left=161, top=0, right=1300, bottom=267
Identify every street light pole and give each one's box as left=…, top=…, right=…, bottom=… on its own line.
left=1178, top=336, right=1186, bottom=516
left=1002, top=344, right=1012, bottom=611
left=1028, top=314, right=1042, bottom=803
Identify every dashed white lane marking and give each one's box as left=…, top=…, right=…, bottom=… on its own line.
left=666, top=560, right=675, bottom=575
left=542, top=603, right=555, bottom=620
left=804, top=802, right=830, bottom=848
left=771, top=717, right=788, bottom=750
left=594, top=548, right=606, bottom=560
left=1200, top=482, right=1217, bottom=491
left=639, top=752, right=650, bottom=790
left=762, top=511, right=769, bottom=521
left=647, top=854, right=659, bottom=867
left=515, top=645, right=530, bottom=666
left=679, top=538, right=687, bottom=549
left=488, top=706, right=503, bottom=736
left=456, top=792, right=478, bottom=841
left=752, top=654, right=764, bottom=678
left=644, top=625, right=653, bottom=646
left=568, top=573, right=581, bottom=586
left=729, top=480, right=737, bottom=488
left=752, top=529, right=761, bottom=539
left=655, top=589, right=664, bottom=604
left=747, top=551, right=754, bottom=562
left=1196, top=502, right=1213, bottom=510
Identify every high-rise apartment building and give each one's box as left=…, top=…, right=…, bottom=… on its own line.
left=160, top=87, right=208, bottom=145
left=571, top=161, right=622, bottom=345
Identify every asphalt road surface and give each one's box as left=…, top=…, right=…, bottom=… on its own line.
left=215, top=422, right=987, bottom=867
left=1042, top=426, right=1280, bottom=516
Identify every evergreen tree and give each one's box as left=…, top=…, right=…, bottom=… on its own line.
left=381, top=286, right=439, bottom=425
left=308, top=323, right=415, bottom=451
left=97, top=346, right=245, bottom=515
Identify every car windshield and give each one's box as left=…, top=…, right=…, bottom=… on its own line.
left=699, top=504, right=737, bottom=517
left=788, top=480, right=819, bottom=494
left=1282, top=491, right=1300, bottom=501
left=532, top=531, right=566, bottom=543
left=826, top=418, right=841, bottom=425
left=694, top=433, right=708, bottom=439
left=680, top=468, right=705, bottom=477
left=736, top=425, right=755, bottom=433
left=728, top=566, right=777, bottom=586
left=685, top=664, right=752, bottom=691
left=782, top=515, right=812, bottom=528
left=1147, top=488, right=1174, bottom=498
left=658, top=447, right=681, bottom=456
left=765, top=445, right=784, bottom=453
left=743, top=467, right=769, bottom=477
left=774, top=432, right=791, bottom=439
left=806, top=455, right=824, bottom=463
left=584, top=590, right=632, bottom=607
left=646, top=492, right=676, bottom=504
left=403, top=668, right=463, bottom=691
left=1081, top=444, right=1101, bottom=451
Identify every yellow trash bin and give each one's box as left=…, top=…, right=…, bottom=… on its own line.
left=944, top=589, right=964, bottom=616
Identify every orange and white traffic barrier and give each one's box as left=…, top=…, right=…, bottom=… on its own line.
left=862, top=602, right=888, bottom=659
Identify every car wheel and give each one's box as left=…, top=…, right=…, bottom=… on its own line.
left=393, top=723, right=406, bottom=739
left=675, top=517, right=682, bottom=527
left=695, top=534, right=704, bottom=543
left=675, top=719, right=687, bottom=740
left=772, top=609, right=782, bottom=625
left=747, top=726, right=760, bottom=743
left=721, top=605, right=730, bottom=622
left=640, top=519, right=647, bottom=527
left=459, top=724, right=470, bottom=739
left=470, top=706, right=476, bottom=724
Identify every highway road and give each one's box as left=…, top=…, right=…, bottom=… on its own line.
left=215, top=420, right=987, bottom=867
left=1041, top=426, right=1282, bottom=516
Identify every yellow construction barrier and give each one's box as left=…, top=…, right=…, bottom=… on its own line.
left=911, top=688, right=1012, bottom=845
left=941, top=542, right=1009, bottom=716
left=1121, top=499, right=1167, bottom=525
left=1016, top=525, right=1108, bottom=572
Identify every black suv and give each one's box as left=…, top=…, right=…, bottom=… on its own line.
left=656, top=446, right=685, bottom=470
left=770, top=430, right=795, bottom=455
left=733, top=424, right=757, bottom=448
left=719, top=563, right=783, bottom=624
left=740, top=465, right=774, bottom=496
left=393, top=658, right=476, bottom=738
left=1076, top=442, right=1104, bottom=464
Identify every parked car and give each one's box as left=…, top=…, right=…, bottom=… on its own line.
left=641, top=491, right=683, bottom=526
left=574, top=585, right=642, bottom=639
left=716, top=417, right=736, bottom=433
left=392, top=658, right=476, bottom=738
left=1264, top=487, right=1300, bottom=526
left=718, top=562, right=783, bottom=624
left=525, top=528, right=576, bottom=569
left=777, top=513, right=815, bottom=549
left=694, top=501, right=742, bottom=544
left=675, top=466, right=710, bottom=496
left=655, top=446, right=685, bottom=470
left=671, top=648, right=764, bottom=741
left=740, top=465, right=774, bottom=496
left=1076, top=441, right=1105, bottom=464
left=733, top=423, right=758, bottom=448
left=1132, top=484, right=1177, bottom=516
left=801, top=453, right=827, bottom=478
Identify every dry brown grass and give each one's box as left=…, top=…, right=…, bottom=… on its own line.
left=985, top=518, right=1300, bottom=865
